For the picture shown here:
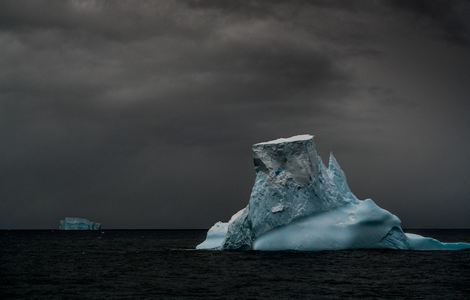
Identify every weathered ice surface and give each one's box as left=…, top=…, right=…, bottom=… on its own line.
left=197, top=135, right=470, bottom=251
left=59, top=217, right=101, bottom=230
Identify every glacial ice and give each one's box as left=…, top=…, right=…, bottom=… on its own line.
left=197, top=134, right=470, bottom=251
left=59, top=217, right=101, bottom=230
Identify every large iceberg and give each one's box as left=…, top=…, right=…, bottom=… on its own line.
left=197, top=135, right=470, bottom=251
left=59, top=217, right=101, bottom=230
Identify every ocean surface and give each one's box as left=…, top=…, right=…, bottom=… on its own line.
left=1, top=229, right=469, bottom=299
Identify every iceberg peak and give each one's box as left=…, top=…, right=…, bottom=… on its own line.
left=197, top=134, right=470, bottom=251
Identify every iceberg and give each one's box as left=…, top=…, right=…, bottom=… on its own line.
left=197, top=134, right=470, bottom=251
left=59, top=217, right=101, bottom=230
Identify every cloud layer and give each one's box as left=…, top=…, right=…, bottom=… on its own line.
left=1, top=0, right=469, bottom=228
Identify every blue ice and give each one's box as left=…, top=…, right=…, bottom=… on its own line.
left=59, top=217, right=101, bottom=230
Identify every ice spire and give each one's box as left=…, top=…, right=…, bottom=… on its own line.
left=327, top=152, right=356, bottom=201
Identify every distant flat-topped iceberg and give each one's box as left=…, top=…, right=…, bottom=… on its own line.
left=59, top=217, right=101, bottom=230
left=197, top=135, right=470, bottom=251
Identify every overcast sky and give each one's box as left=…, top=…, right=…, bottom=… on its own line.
left=1, top=0, right=469, bottom=229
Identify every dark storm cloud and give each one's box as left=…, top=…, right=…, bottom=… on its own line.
left=0, top=0, right=205, bottom=41
left=1, top=0, right=469, bottom=228
left=388, top=0, right=470, bottom=45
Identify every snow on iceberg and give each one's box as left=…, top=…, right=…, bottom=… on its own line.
left=59, top=217, right=101, bottom=230
left=197, top=134, right=470, bottom=251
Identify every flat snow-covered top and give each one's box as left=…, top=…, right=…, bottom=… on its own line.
left=255, top=134, right=313, bottom=145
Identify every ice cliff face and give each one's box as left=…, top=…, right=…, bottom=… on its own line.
left=197, top=135, right=470, bottom=251
left=59, top=217, right=101, bottom=230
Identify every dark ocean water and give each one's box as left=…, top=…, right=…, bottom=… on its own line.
left=1, top=229, right=469, bottom=299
